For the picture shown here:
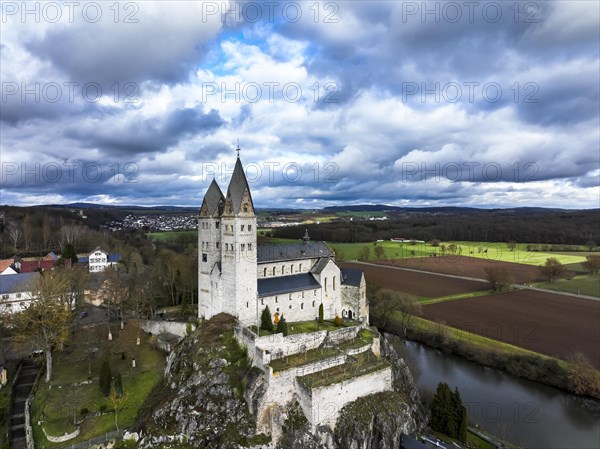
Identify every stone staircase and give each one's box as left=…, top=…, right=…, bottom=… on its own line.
left=9, top=359, right=41, bottom=449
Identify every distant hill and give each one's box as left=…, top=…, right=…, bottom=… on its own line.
left=321, top=204, right=571, bottom=214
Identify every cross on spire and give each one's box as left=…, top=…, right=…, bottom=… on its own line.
left=236, top=140, right=241, bottom=158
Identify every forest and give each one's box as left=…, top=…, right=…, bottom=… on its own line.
left=273, top=209, right=600, bottom=245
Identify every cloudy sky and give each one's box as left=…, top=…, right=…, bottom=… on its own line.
left=1, top=1, right=599, bottom=209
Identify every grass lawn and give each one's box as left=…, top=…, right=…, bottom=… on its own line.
left=269, top=347, right=339, bottom=372
left=297, top=351, right=389, bottom=388
left=335, top=211, right=388, bottom=218
left=251, top=319, right=359, bottom=336
left=328, top=240, right=590, bottom=267
left=31, top=321, right=165, bottom=447
left=535, top=275, right=600, bottom=297
left=418, top=289, right=494, bottom=305
left=405, top=315, right=566, bottom=365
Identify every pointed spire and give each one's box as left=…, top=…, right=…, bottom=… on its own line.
left=225, top=155, right=255, bottom=215
left=302, top=229, right=310, bottom=244
left=201, top=178, right=225, bottom=216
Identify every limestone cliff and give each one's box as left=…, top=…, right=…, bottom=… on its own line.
left=134, top=315, right=425, bottom=449
left=135, top=314, right=269, bottom=449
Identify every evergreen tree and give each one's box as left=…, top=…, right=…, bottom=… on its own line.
left=114, top=373, right=123, bottom=398
left=60, top=243, right=78, bottom=266
left=260, top=306, right=273, bottom=332
left=430, top=382, right=455, bottom=437
left=276, top=315, right=288, bottom=336
left=459, top=405, right=468, bottom=442
left=318, top=303, right=324, bottom=322
left=99, top=359, right=112, bottom=397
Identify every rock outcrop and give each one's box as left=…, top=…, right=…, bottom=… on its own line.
left=134, top=315, right=425, bottom=449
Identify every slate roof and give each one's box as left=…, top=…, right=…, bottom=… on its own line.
left=202, top=178, right=225, bottom=216
left=341, top=268, right=364, bottom=287
left=0, top=272, right=39, bottom=295
left=89, top=247, right=108, bottom=256
left=257, top=242, right=333, bottom=263
left=78, top=257, right=89, bottom=264
left=310, top=257, right=331, bottom=275
left=107, top=254, right=121, bottom=263
left=257, top=273, right=321, bottom=298
left=226, top=157, right=254, bottom=215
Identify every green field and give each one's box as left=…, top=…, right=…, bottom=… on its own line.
left=535, top=275, right=600, bottom=297
left=328, top=240, right=591, bottom=267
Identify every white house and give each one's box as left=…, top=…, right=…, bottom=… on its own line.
left=0, top=272, right=40, bottom=314
left=81, top=247, right=121, bottom=273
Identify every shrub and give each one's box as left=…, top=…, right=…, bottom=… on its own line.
left=260, top=306, right=273, bottom=332
left=334, top=315, right=342, bottom=327
left=79, top=407, right=89, bottom=416
left=276, top=315, right=288, bottom=336
left=99, top=359, right=112, bottom=397
left=318, top=304, right=324, bottom=323
left=114, top=373, right=124, bottom=398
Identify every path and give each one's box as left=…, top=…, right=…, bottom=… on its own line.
left=9, top=359, right=41, bottom=449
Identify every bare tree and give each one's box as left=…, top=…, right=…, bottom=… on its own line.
left=42, top=214, right=53, bottom=250
left=484, top=267, right=513, bottom=292
left=582, top=255, right=600, bottom=275
left=540, top=257, right=566, bottom=283
left=7, top=223, right=22, bottom=251
left=13, top=270, right=73, bottom=382
left=371, top=288, right=421, bottom=336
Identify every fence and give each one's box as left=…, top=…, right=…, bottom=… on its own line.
left=53, top=429, right=124, bottom=449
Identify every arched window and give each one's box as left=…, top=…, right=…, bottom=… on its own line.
left=301, top=303, right=304, bottom=310
left=291, top=264, right=294, bottom=273
left=272, top=267, right=276, bottom=276
left=324, top=277, right=328, bottom=292
left=333, top=276, right=336, bottom=290
left=263, top=268, right=267, bottom=277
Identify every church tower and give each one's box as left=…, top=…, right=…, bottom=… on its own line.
left=198, top=151, right=257, bottom=325
left=198, top=178, right=225, bottom=320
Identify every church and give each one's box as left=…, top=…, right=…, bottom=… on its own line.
left=198, top=152, right=368, bottom=327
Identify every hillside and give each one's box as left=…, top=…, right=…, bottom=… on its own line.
left=133, top=314, right=426, bottom=449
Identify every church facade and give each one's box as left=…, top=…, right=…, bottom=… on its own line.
left=198, top=155, right=368, bottom=326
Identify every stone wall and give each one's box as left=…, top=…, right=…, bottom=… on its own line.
left=297, top=366, right=393, bottom=432
left=257, top=258, right=317, bottom=278
left=139, top=320, right=195, bottom=338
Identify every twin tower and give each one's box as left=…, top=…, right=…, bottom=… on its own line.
left=198, top=155, right=258, bottom=324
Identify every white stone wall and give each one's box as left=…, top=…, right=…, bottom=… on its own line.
left=257, top=258, right=317, bottom=278
left=220, top=215, right=257, bottom=325
left=139, top=320, right=195, bottom=338
left=0, top=292, right=34, bottom=314
left=259, top=289, right=322, bottom=324
left=298, top=366, right=393, bottom=432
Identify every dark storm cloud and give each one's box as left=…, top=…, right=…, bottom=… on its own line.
left=64, top=106, right=225, bottom=156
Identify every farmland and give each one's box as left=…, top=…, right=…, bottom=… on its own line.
left=330, top=240, right=590, bottom=269
left=339, top=262, right=486, bottom=298
left=376, top=255, right=550, bottom=284
left=419, top=289, right=600, bottom=369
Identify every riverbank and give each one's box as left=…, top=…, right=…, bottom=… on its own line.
left=378, top=314, right=600, bottom=400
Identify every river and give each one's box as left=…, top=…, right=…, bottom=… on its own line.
left=394, top=339, right=600, bottom=449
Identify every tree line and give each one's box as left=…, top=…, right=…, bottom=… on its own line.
left=273, top=210, right=600, bottom=245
